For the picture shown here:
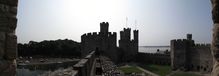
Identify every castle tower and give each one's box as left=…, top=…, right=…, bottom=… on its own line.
left=133, top=30, right=139, bottom=53
left=119, top=28, right=137, bottom=62
left=123, top=28, right=131, bottom=40
left=134, top=30, right=139, bottom=42
left=100, top=22, right=109, bottom=33
left=187, top=34, right=192, bottom=40
left=170, top=39, right=187, bottom=70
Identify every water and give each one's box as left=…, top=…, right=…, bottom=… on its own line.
left=16, top=68, right=47, bottom=76
left=139, top=46, right=170, bottom=53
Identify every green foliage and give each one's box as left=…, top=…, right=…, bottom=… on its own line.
left=18, top=39, right=81, bottom=58
left=140, top=64, right=171, bottom=76
left=119, top=66, right=143, bottom=74
left=171, top=72, right=202, bottom=76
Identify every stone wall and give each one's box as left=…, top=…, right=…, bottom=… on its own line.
left=189, top=44, right=212, bottom=73
left=136, top=53, right=170, bottom=65
left=81, top=22, right=118, bottom=63
left=211, top=0, right=219, bottom=75
left=171, top=34, right=213, bottom=73
left=170, top=39, right=188, bottom=70
left=73, top=51, right=96, bottom=76
left=119, top=28, right=139, bottom=62
left=0, top=0, right=18, bottom=76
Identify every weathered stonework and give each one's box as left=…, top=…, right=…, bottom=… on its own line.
left=0, top=0, right=18, bottom=76
left=5, top=33, right=17, bottom=60
left=171, top=34, right=213, bottom=73
left=119, top=28, right=138, bottom=62
left=211, top=0, right=219, bottom=75
left=81, top=22, right=118, bottom=63
left=211, top=0, right=219, bottom=23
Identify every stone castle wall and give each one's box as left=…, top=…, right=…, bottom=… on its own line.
left=0, top=0, right=18, bottom=76
left=81, top=22, right=118, bottom=62
left=136, top=52, right=170, bottom=65
left=119, top=28, right=138, bottom=62
left=171, top=39, right=188, bottom=70
left=81, top=22, right=139, bottom=63
left=171, top=34, right=213, bottom=73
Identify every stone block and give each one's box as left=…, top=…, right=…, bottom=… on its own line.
left=0, top=60, right=16, bottom=76
left=0, top=17, right=17, bottom=32
left=0, top=4, right=10, bottom=12
left=0, top=17, right=9, bottom=23
left=5, top=33, right=17, bottom=60
left=9, top=17, right=17, bottom=30
left=0, top=32, right=5, bottom=59
left=212, top=0, right=219, bottom=23
left=9, top=6, right=17, bottom=14
left=0, top=4, right=17, bottom=18
left=212, top=61, right=219, bottom=76
left=0, top=4, right=17, bottom=14
left=0, top=0, right=18, bottom=7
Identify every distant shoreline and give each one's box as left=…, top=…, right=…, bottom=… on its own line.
left=139, top=46, right=170, bottom=47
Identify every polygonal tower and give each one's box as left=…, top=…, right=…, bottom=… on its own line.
left=133, top=30, right=139, bottom=53
left=100, top=22, right=109, bottom=33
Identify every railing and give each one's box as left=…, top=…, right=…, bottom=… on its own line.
left=73, top=51, right=96, bottom=76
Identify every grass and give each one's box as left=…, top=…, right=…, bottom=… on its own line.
left=140, top=64, right=171, bottom=76
left=118, top=66, right=143, bottom=74
left=170, top=71, right=203, bottom=76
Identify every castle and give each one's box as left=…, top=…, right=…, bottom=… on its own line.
left=119, top=28, right=138, bottom=62
left=171, top=34, right=213, bottom=73
left=81, top=22, right=139, bottom=63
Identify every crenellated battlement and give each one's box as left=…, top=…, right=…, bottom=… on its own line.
left=92, top=32, right=98, bottom=36
left=100, top=22, right=109, bottom=25
left=81, top=22, right=119, bottom=62
left=119, top=27, right=139, bottom=62
left=195, top=43, right=211, bottom=47
left=100, top=22, right=109, bottom=33
left=170, top=34, right=213, bottom=73
left=134, top=30, right=138, bottom=32
left=171, top=39, right=187, bottom=43
left=82, top=31, right=116, bottom=39
left=81, top=22, right=138, bottom=63
left=108, top=32, right=116, bottom=37
left=123, top=28, right=131, bottom=31
left=141, top=52, right=170, bottom=56
left=137, top=52, right=170, bottom=65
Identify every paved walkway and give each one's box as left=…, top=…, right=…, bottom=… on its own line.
left=136, top=66, right=159, bottom=76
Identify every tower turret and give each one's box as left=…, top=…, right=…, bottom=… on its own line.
left=134, top=30, right=139, bottom=42
left=100, top=22, right=109, bottom=33
left=187, top=34, right=192, bottom=40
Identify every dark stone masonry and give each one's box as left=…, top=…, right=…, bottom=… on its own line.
left=211, top=0, right=219, bottom=76
left=81, top=22, right=139, bottom=63
left=0, top=0, right=218, bottom=76
left=0, top=0, right=18, bottom=76
left=171, top=34, right=213, bottom=73
left=136, top=52, right=170, bottom=65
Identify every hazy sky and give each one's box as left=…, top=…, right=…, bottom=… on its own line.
left=16, top=0, right=213, bottom=46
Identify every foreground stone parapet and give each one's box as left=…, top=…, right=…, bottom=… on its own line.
left=212, top=61, right=219, bottom=76
left=5, top=33, right=17, bottom=60
left=212, top=24, right=219, bottom=76
left=0, top=0, right=18, bottom=76
left=212, top=24, right=219, bottom=62
left=211, top=0, right=219, bottom=76
left=211, top=0, right=219, bottom=23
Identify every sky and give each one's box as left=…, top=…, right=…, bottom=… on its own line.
left=16, top=0, right=213, bottom=46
